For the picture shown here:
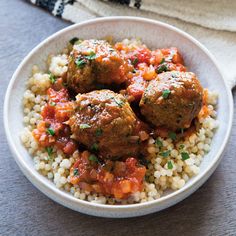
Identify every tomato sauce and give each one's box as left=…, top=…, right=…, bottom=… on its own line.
left=70, top=151, right=146, bottom=199
left=33, top=80, right=77, bottom=155
left=32, top=42, right=191, bottom=199
left=115, top=44, right=186, bottom=103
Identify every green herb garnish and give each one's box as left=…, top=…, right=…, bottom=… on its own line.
left=89, top=154, right=98, bottom=163
left=160, top=58, right=165, bottom=64
left=167, top=160, right=173, bottom=169
left=50, top=102, right=56, bottom=106
left=131, top=57, right=139, bottom=66
left=179, top=144, right=185, bottom=150
left=155, top=138, right=163, bottom=148
left=75, top=51, right=96, bottom=68
left=75, top=57, right=87, bottom=69
left=168, top=132, right=177, bottom=141
left=157, top=64, right=168, bottom=73
left=46, top=128, right=55, bottom=136
left=73, top=168, right=79, bottom=176
left=181, top=152, right=190, bottom=161
left=95, top=128, right=103, bottom=137
left=49, top=73, right=56, bottom=84
left=113, top=98, right=124, bottom=107
left=160, top=150, right=171, bottom=158
left=79, top=124, right=91, bottom=129
left=45, top=147, right=53, bottom=157
left=91, top=143, right=99, bottom=152
left=162, top=89, right=171, bottom=99
left=85, top=51, right=96, bottom=60
left=69, top=37, right=79, bottom=45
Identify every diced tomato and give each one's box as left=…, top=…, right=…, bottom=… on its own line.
left=63, top=140, right=77, bottom=155
left=161, top=47, right=184, bottom=64
left=32, top=121, right=54, bottom=147
left=54, top=102, right=74, bottom=122
left=51, top=77, right=64, bottom=91
left=41, top=104, right=55, bottom=121
left=150, top=49, right=164, bottom=65
left=126, top=76, right=147, bottom=101
left=138, top=63, right=157, bottom=81
left=70, top=152, right=146, bottom=199
left=47, top=87, right=69, bottom=103
left=127, top=47, right=151, bottom=67
left=33, top=86, right=78, bottom=154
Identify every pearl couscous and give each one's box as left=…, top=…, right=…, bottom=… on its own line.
left=20, top=38, right=218, bottom=204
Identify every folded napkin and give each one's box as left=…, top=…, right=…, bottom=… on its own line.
left=27, top=0, right=236, bottom=89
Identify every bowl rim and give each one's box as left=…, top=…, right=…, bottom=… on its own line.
left=4, top=16, right=234, bottom=212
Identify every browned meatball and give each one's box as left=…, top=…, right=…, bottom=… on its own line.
left=66, top=39, right=129, bottom=93
left=68, top=90, right=139, bottom=159
left=140, top=71, right=203, bottom=131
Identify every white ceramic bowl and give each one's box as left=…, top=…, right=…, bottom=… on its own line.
left=4, top=17, right=233, bottom=218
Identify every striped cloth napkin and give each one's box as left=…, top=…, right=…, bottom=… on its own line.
left=27, top=0, right=236, bottom=88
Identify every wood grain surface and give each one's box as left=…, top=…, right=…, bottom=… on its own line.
left=0, top=1, right=236, bottom=235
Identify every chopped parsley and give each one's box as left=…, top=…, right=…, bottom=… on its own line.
left=160, top=58, right=165, bottom=64
left=73, top=168, right=79, bottom=176
left=131, top=57, right=139, bottom=66
left=69, top=37, right=79, bottom=45
left=155, top=138, right=163, bottom=148
left=49, top=73, right=56, bottom=83
left=167, top=160, right=173, bottom=169
left=95, top=128, right=103, bottom=137
left=91, top=143, right=99, bottom=152
left=75, top=57, right=87, bottom=69
left=45, top=147, right=53, bottom=157
left=85, top=51, right=96, bottom=60
left=50, top=102, right=56, bottom=106
left=89, top=154, right=98, bottom=163
left=113, top=98, right=124, bottom=107
left=46, top=128, right=55, bottom=136
left=179, top=144, right=185, bottom=150
left=162, top=89, right=171, bottom=99
left=156, top=63, right=168, bottom=73
left=181, top=152, right=190, bottom=161
left=75, top=52, right=96, bottom=68
left=160, top=150, right=170, bottom=158
left=79, top=124, right=91, bottom=129
left=168, top=132, right=176, bottom=141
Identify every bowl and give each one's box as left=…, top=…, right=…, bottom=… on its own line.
left=4, top=17, right=233, bottom=218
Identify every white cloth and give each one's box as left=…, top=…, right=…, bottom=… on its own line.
left=62, top=0, right=236, bottom=89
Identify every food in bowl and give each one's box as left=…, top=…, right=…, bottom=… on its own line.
left=20, top=38, right=218, bottom=204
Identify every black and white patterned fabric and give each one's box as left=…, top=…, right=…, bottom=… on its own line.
left=29, top=0, right=75, bottom=16
left=28, top=0, right=142, bottom=18
left=25, top=0, right=236, bottom=89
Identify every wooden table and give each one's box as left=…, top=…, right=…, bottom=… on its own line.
left=1, top=1, right=236, bottom=235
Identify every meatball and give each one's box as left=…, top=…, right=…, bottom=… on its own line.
left=140, top=71, right=203, bottom=131
left=66, top=39, right=129, bottom=93
left=68, top=90, right=139, bottom=159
